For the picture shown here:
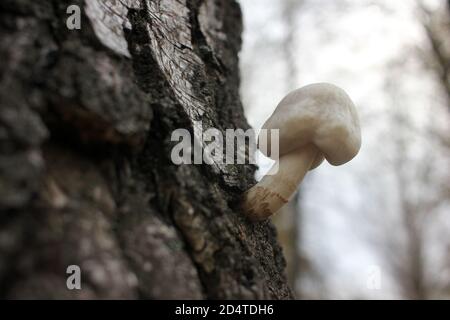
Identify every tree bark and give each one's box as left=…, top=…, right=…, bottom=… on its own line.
left=0, top=0, right=292, bottom=299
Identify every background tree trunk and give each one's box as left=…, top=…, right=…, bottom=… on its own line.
left=0, top=0, right=292, bottom=299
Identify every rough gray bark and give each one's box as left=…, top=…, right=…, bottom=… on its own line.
left=0, top=0, right=292, bottom=299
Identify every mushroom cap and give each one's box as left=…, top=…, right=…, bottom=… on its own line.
left=259, top=83, right=361, bottom=166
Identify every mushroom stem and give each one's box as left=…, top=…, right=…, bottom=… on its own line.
left=242, top=144, right=319, bottom=221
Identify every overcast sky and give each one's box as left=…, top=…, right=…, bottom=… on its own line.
left=239, top=0, right=448, bottom=298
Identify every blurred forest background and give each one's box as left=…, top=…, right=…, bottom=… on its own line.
left=240, top=0, right=450, bottom=299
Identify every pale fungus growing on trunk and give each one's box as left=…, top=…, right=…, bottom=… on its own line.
left=242, top=83, right=362, bottom=221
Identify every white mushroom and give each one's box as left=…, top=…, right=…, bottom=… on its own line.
left=242, top=83, right=361, bottom=221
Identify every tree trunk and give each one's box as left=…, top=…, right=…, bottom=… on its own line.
left=0, top=0, right=292, bottom=299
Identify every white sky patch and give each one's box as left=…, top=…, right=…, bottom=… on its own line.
left=239, top=0, right=449, bottom=298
